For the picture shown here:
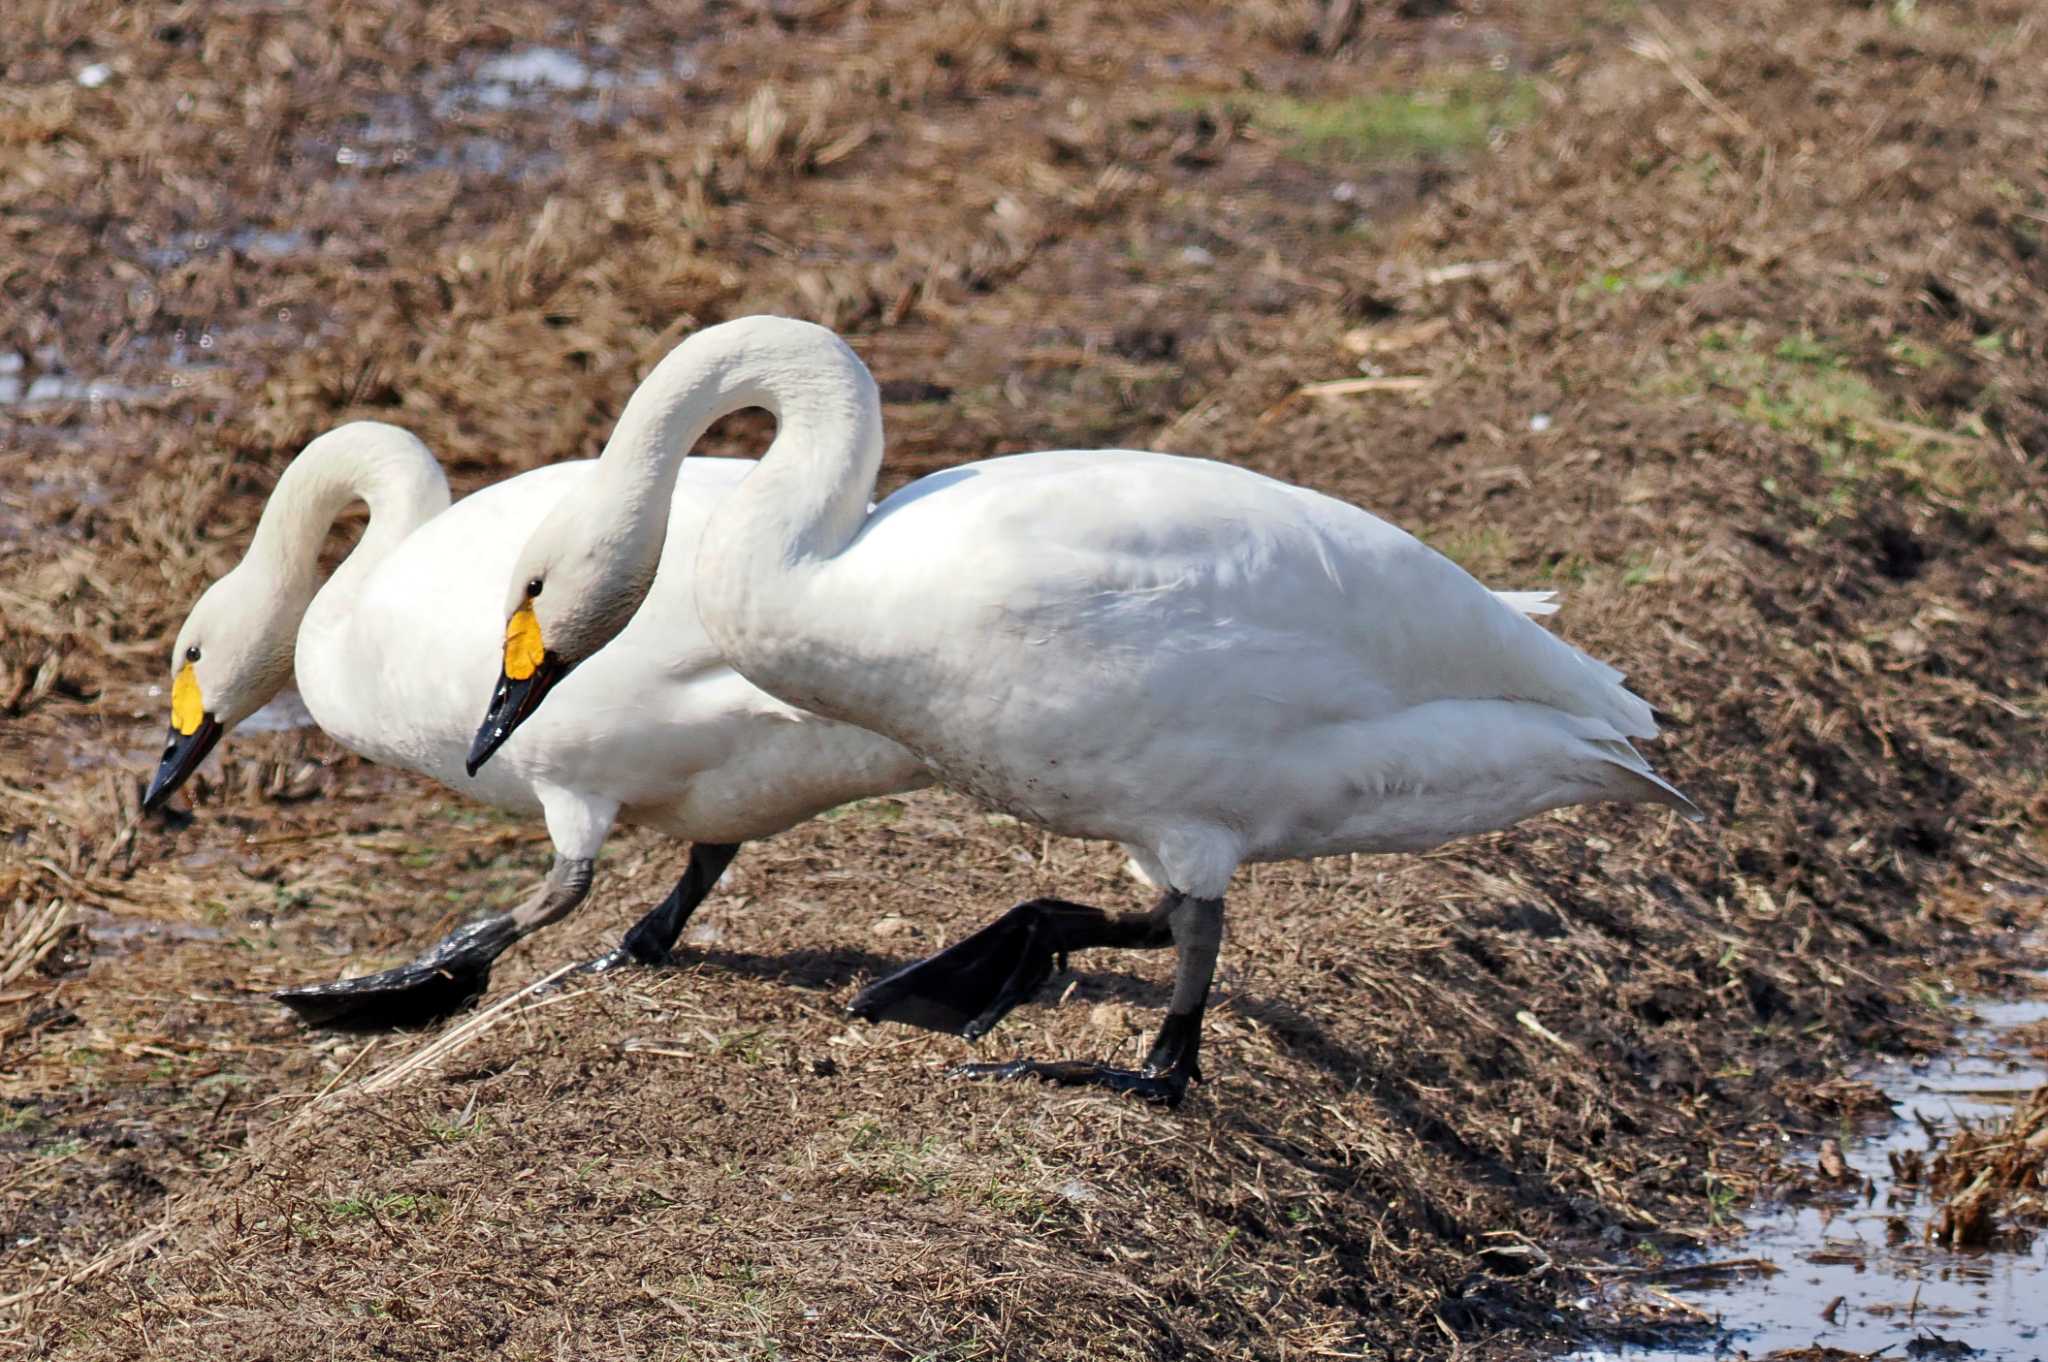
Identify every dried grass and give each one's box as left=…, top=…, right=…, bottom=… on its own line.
left=1924, top=1087, right=2048, bottom=1249
left=2, top=0, right=2046, bottom=1357
left=0, top=899, right=69, bottom=991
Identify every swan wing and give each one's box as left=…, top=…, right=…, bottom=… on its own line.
left=847, top=451, right=1659, bottom=740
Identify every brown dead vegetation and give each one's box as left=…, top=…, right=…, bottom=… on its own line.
left=2, top=0, right=2046, bottom=1358
left=1922, top=1085, right=2048, bottom=1249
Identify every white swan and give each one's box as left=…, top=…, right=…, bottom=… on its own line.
left=145, top=420, right=928, bottom=1026
left=468, top=317, right=1699, bottom=1105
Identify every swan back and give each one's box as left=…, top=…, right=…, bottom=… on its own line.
left=776, top=450, right=1661, bottom=744
left=723, top=447, right=1695, bottom=886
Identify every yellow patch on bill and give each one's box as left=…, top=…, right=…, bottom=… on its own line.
left=171, top=663, right=205, bottom=735
left=504, top=603, right=545, bottom=681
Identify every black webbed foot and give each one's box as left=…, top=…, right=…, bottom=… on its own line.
left=950, top=1058, right=1195, bottom=1107
left=847, top=899, right=1118, bottom=1038
left=950, top=1007, right=1207, bottom=1108
left=863, top=892, right=1219, bottom=1106
left=614, top=907, right=684, bottom=966
left=273, top=914, right=520, bottom=1030
left=580, top=918, right=678, bottom=975
left=577, top=841, right=740, bottom=976
left=578, top=947, right=638, bottom=975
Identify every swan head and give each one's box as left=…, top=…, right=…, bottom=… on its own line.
left=143, top=566, right=306, bottom=812
left=465, top=493, right=659, bottom=776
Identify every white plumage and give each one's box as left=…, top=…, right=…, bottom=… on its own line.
left=153, top=421, right=926, bottom=1022
left=483, top=317, right=1698, bottom=1102
left=712, top=447, right=1694, bottom=894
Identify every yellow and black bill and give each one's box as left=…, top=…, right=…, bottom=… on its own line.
left=465, top=602, right=572, bottom=776
left=143, top=664, right=225, bottom=813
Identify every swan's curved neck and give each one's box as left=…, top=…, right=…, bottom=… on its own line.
left=590, top=318, right=882, bottom=647
left=248, top=422, right=451, bottom=617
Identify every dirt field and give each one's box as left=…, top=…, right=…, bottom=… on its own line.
left=3, top=0, right=2045, bottom=1357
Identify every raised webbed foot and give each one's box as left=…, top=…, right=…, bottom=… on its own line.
left=950, top=1057, right=1196, bottom=1107
left=273, top=914, right=519, bottom=1029
left=847, top=899, right=1120, bottom=1038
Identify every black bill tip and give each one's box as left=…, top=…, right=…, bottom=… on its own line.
left=466, top=654, right=568, bottom=777
left=142, top=715, right=225, bottom=814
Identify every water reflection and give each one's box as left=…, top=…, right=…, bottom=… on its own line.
left=1573, top=990, right=2048, bottom=1359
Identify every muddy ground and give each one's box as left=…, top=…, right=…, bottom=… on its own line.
left=2, top=0, right=2045, bottom=1357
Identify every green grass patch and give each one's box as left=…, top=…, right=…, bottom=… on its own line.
left=1243, top=74, right=1541, bottom=163
left=819, top=796, right=907, bottom=824
left=323, top=1192, right=446, bottom=1222
left=1641, top=325, right=2000, bottom=517
left=713, top=1029, right=769, bottom=1065
left=1886, top=336, right=1943, bottom=370
left=833, top=1118, right=1050, bottom=1221
left=1620, top=553, right=1664, bottom=588
left=651, top=1263, right=797, bottom=1346
left=424, top=1107, right=491, bottom=1143
left=1772, top=330, right=1836, bottom=366
left=0, top=1104, right=45, bottom=1135
left=1584, top=265, right=1705, bottom=295
left=1423, top=525, right=1519, bottom=575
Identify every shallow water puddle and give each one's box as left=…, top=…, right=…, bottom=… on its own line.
left=0, top=328, right=257, bottom=417
left=0, top=346, right=163, bottom=408
left=1574, top=992, right=2048, bottom=1360
left=82, top=910, right=227, bottom=952
left=443, top=43, right=695, bottom=114
left=312, top=43, right=698, bottom=179
left=140, top=226, right=309, bottom=270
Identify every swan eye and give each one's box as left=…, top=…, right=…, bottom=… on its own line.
left=185, top=646, right=201, bottom=663
left=525, top=578, right=543, bottom=599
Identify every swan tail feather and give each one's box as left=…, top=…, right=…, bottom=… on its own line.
left=1485, top=588, right=1651, bottom=727
left=1492, top=589, right=1559, bottom=616
left=1591, top=736, right=1703, bottom=821
left=1487, top=597, right=1655, bottom=737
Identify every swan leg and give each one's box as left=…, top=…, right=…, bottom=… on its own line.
left=274, top=856, right=595, bottom=1029
left=584, top=842, right=741, bottom=972
left=847, top=893, right=1176, bottom=1038
left=953, top=893, right=1223, bottom=1108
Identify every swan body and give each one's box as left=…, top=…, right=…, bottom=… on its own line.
left=147, top=421, right=927, bottom=1024
left=478, top=317, right=1698, bottom=1103
left=716, top=449, right=1690, bottom=893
